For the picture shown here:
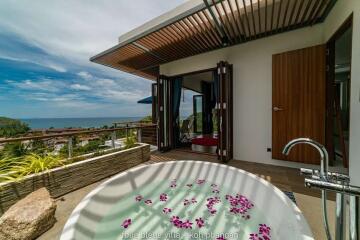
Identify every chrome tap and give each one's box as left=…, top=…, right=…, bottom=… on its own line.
left=282, top=138, right=329, bottom=180
left=283, top=138, right=332, bottom=240
left=283, top=138, right=360, bottom=240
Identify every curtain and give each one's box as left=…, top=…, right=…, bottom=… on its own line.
left=212, top=70, right=219, bottom=136
left=201, top=81, right=213, bottom=134
left=172, top=77, right=182, bottom=146
left=213, top=70, right=219, bottom=103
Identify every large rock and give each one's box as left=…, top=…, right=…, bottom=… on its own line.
left=0, top=188, right=56, bottom=240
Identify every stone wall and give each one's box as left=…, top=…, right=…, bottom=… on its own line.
left=0, top=143, right=150, bottom=215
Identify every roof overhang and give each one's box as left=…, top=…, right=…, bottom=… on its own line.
left=91, top=0, right=337, bottom=80
left=137, top=96, right=153, bottom=104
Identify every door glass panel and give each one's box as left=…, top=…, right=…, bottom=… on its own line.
left=157, top=77, right=171, bottom=151
left=152, top=84, right=158, bottom=123
left=193, top=95, right=203, bottom=134
left=163, top=80, right=169, bottom=147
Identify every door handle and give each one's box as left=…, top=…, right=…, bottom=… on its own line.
left=273, top=107, right=284, bottom=111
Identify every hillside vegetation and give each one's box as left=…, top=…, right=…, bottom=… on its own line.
left=0, top=117, right=30, bottom=137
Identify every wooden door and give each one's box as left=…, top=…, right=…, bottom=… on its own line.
left=217, top=61, right=233, bottom=162
left=272, top=45, right=326, bottom=164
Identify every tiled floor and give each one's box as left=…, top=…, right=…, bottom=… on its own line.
left=38, top=150, right=346, bottom=240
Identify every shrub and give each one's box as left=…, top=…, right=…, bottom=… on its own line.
left=59, top=139, right=107, bottom=158
left=0, top=153, right=65, bottom=183
left=140, top=115, right=152, bottom=123
left=0, top=142, right=29, bottom=158
left=124, top=133, right=137, bottom=149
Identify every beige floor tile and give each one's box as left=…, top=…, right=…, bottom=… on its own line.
left=295, top=193, right=349, bottom=240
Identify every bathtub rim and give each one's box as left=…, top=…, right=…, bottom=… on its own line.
left=60, top=160, right=314, bottom=240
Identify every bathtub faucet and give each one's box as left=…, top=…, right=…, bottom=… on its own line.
left=282, top=138, right=332, bottom=240
left=282, top=138, right=329, bottom=180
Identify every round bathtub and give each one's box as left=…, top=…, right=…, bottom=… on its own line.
left=61, top=161, right=314, bottom=240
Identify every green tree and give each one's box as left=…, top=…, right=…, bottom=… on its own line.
left=0, top=117, right=30, bottom=137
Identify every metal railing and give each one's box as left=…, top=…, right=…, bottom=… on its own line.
left=0, top=123, right=157, bottom=159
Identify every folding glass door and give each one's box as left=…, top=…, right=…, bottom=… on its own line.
left=157, top=75, right=172, bottom=151
left=216, top=61, right=233, bottom=162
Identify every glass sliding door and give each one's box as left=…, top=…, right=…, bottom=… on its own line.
left=193, top=95, right=203, bottom=134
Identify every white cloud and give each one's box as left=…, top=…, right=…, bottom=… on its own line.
left=51, top=95, right=85, bottom=103
left=85, top=77, right=147, bottom=102
left=0, top=55, right=67, bottom=73
left=46, top=63, right=67, bottom=73
left=6, top=73, right=148, bottom=105
left=6, top=79, right=63, bottom=92
left=93, top=78, right=116, bottom=86
left=75, top=71, right=147, bottom=101
left=22, top=92, right=103, bottom=110
left=0, top=0, right=186, bottom=67
left=96, top=89, right=144, bottom=102
left=77, top=71, right=92, bottom=79
left=70, top=84, right=91, bottom=91
left=0, top=0, right=187, bottom=118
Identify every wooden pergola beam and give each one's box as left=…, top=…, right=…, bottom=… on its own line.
left=91, top=0, right=338, bottom=80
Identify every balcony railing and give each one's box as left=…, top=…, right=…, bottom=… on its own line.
left=0, top=123, right=157, bottom=159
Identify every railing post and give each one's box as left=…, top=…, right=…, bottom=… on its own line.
left=111, top=131, right=116, bottom=148
left=68, top=137, right=73, bottom=159
left=350, top=196, right=360, bottom=240
left=137, top=128, right=142, bottom=143
left=126, top=124, right=129, bottom=137
left=335, top=193, right=346, bottom=240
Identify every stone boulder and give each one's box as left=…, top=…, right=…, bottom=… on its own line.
left=0, top=188, right=56, bottom=240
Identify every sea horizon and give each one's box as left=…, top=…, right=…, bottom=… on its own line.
left=20, top=116, right=145, bottom=129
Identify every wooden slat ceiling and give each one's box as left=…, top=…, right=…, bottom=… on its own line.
left=91, top=0, right=337, bottom=80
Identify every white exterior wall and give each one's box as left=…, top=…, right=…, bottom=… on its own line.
left=160, top=0, right=360, bottom=181
left=161, top=25, right=324, bottom=169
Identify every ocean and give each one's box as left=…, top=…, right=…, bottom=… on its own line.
left=21, top=117, right=143, bottom=129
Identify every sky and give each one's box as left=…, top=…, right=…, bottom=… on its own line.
left=0, top=0, right=190, bottom=119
